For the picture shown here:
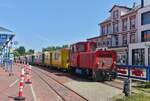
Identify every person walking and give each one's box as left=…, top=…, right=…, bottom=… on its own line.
left=9, top=53, right=14, bottom=76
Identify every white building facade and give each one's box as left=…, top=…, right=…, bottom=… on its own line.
left=128, top=4, right=150, bottom=66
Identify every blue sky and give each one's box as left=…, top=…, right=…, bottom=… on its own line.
left=0, top=0, right=141, bottom=51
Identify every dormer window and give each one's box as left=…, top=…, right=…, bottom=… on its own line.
left=113, top=10, right=119, bottom=19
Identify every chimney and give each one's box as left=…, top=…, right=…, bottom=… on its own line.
left=132, top=2, right=136, bottom=8
left=141, top=0, right=144, bottom=8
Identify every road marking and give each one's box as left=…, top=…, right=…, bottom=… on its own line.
left=30, top=84, right=37, bottom=101
left=9, top=76, right=19, bottom=87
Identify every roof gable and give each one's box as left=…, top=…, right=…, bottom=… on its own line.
left=109, top=5, right=131, bottom=12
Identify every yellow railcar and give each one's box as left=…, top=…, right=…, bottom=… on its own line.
left=44, top=51, right=52, bottom=66
left=51, top=48, right=69, bottom=69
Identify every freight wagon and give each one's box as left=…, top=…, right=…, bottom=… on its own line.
left=51, top=48, right=69, bottom=70
left=26, top=55, right=32, bottom=65
left=34, top=52, right=44, bottom=66
left=44, top=51, right=52, bottom=66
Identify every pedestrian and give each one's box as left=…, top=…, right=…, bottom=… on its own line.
left=9, top=54, right=14, bottom=76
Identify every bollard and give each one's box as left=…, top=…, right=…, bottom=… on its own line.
left=25, top=63, right=29, bottom=75
left=123, top=78, right=131, bottom=96
left=25, top=65, right=32, bottom=84
left=14, top=68, right=25, bottom=101
left=23, top=63, right=27, bottom=74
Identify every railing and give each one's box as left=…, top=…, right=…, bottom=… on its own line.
left=117, top=65, right=150, bottom=81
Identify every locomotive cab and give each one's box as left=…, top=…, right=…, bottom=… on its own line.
left=93, top=50, right=117, bottom=81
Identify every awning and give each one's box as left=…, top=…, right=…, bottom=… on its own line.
left=0, top=27, right=15, bottom=51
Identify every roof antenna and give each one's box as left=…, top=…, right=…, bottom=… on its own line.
left=141, top=0, right=144, bottom=8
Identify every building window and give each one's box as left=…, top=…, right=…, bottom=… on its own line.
left=113, top=23, right=119, bottom=33
left=107, top=38, right=112, bottom=47
left=132, top=49, right=145, bottom=65
left=97, top=42, right=101, bottom=47
left=122, top=18, right=128, bottom=31
left=117, top=53, right=128, bottom=65
left=107, top=23, right=111, bottom=34
left=142, top=11, right=150, bottom=25
left=149, top=48, right=150, bottom=65
left=101, top=26, right=105, bottom=35
left=103, top=41, right=106, bottom=46
left=115, top=35, right=119, bottom=46
left=130, top=16, right=136, bottom=29
left=122, top=34, right=127, bottom=46
left=141, top=30, right=150, bottom=42
left=113, top=10, right=119, bottom=19
left=130, top=34, right=135, bottom=43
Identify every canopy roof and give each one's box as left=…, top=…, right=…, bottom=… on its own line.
left=0, top=27, right=15, bottom=50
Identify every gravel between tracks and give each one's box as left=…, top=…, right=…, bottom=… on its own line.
left=64, top=81, right=122, bottom=101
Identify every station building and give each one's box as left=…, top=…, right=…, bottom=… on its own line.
left=87, top=2, right=150, bottom=66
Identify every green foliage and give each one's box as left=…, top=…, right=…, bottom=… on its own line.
left=26, top=49, right=34, bottom=55
left=142, top=82, right=150, bottom=88
left=13, top=46, right=26, bottom=56
left=42, top=44, right=69, bottom=52
left=13, top=46, right=35, bottom=56
left=114, top=93, right=150, bottom=101
left=13, top=50, right=20, bottom=57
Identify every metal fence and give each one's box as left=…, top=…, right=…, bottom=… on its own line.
left=117, top=65, right=150, bottom=81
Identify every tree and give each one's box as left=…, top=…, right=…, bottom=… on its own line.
left=13, top=50, right=20, bottom=57
left=26, top=49, right=34, bottom=55
left=62, top=44, right=69, bottom=48
left=18, top=46, right=26, bottom=55
left=42, top=45, right=69, bottom=52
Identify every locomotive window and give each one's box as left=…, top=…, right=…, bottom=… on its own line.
left=78, top=44, right=85, bottom=52
left=70, top=45, right=77, bottom=53
left=71, top=46, right=74, bottom=53
left=90, top=44, right=97, bottom=52
left=99, top=54, right=112, bottom=57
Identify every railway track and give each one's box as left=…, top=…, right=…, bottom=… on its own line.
left=35, top=65, right=123, bottom=90
left=39, top=66, right=123, bottom=90
left=32, top=67, right=88, bottom=101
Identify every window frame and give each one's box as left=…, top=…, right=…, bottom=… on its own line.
left=132, top=49, right=145, bottom=66
left=141, top=11, right=150, bottom=25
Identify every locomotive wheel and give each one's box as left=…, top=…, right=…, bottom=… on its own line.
left=92, top=70, right=105, bottom=82
left=92, top=71, right=97, bottom=82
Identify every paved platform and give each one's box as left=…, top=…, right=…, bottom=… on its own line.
left=0, top=65, right=33, bottom=101
left=0, top=64, right=122, bottom=101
